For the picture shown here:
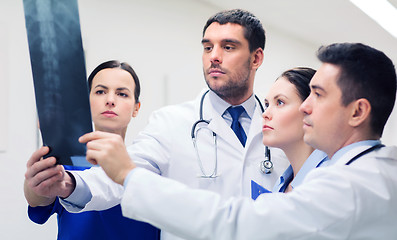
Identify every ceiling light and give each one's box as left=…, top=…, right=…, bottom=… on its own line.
left=350, top=0, right=397, bottom=38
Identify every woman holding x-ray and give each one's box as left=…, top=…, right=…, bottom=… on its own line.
left=24, top=60, right=159, bottom=240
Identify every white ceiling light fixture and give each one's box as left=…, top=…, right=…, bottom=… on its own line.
left=350, top=0, right=397, bottom=39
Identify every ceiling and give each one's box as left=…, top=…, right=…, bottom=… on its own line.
left=198, top=0, right=397, bottom=63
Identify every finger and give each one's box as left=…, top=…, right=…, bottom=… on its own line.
left=87, top=158, right=98, bottom=165
left=25, top=156, right=57, bottom=180
left=31, top=172, right=64, bottom=196
left=85, top=149, right=99, bottom=165
left=86, top=139, right=111, bottom=152
left=26, top=146, right=50, bottom=168
left=28, top=164, right=64, bottom=188
left=85, top=149, right=103, bottom=164
left=79, top=131, right=113, bottom=144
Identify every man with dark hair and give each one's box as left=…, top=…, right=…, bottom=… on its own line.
left=87, top=42, right=397, bottom=239
left=203, top=9, right=265, bottom=52
left=315, top=43, right=396, bottom=137
left=302, top=43, right=396, bottom=159
left=26, top=9, right=288, bottom=240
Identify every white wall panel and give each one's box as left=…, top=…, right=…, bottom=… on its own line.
left=0, top=21, right=7, bottom=153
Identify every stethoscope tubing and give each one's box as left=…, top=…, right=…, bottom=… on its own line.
left=191, top=90, right=273, bottom=177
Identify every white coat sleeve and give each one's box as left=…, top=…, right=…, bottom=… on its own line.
left=61, top=107, right=175, bottom=212
left=121, top=167, right=359, bottom=240
left=127, top=107, right=175, bottom=174
left=61, top=166, right=124, bottom=212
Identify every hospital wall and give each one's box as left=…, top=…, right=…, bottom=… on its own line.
left=0, top=0, right=396, bottom=239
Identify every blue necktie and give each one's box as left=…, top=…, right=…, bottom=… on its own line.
left=227, top=106, right=247, bottom=147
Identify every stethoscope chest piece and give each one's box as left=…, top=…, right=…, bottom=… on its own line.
left=260, top=159, right=273, bottom=174
left=260, top=146, right=273, bottom=174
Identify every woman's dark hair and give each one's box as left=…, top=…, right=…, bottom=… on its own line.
left=278, top=67, right=316, bottom=101
left=87, top=60, right=140, bottom=103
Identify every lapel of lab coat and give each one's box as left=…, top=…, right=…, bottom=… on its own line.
left=204, top=93, right=263, bottom=153
left=244, top=104, right=263, bottom=154
left=202, top=95, right=244, bottom=152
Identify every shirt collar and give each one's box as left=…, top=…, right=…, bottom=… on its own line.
left=291, top=149, right=329, bottom=188
left=208, top=90, right=256, bottom=120
left=272, top=165, right=293, bottom=193
left=329, top=140, right=381, bottom=164
left=272, top=149, right=329, bottom=192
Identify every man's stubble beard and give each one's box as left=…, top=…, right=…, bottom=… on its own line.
left=204, top=59, right=252, bottom=103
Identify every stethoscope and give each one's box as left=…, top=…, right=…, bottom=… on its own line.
left=345, top=143, right=384, bottom=165
left=191, top=90, right=273, bottom=178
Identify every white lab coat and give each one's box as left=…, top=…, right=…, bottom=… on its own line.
left=65, top=90, right=288, bottom=240
left=121, top=145, right=397, bottom=240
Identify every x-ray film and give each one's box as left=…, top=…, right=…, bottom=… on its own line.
left=23, top=0, right=93, bottom=166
